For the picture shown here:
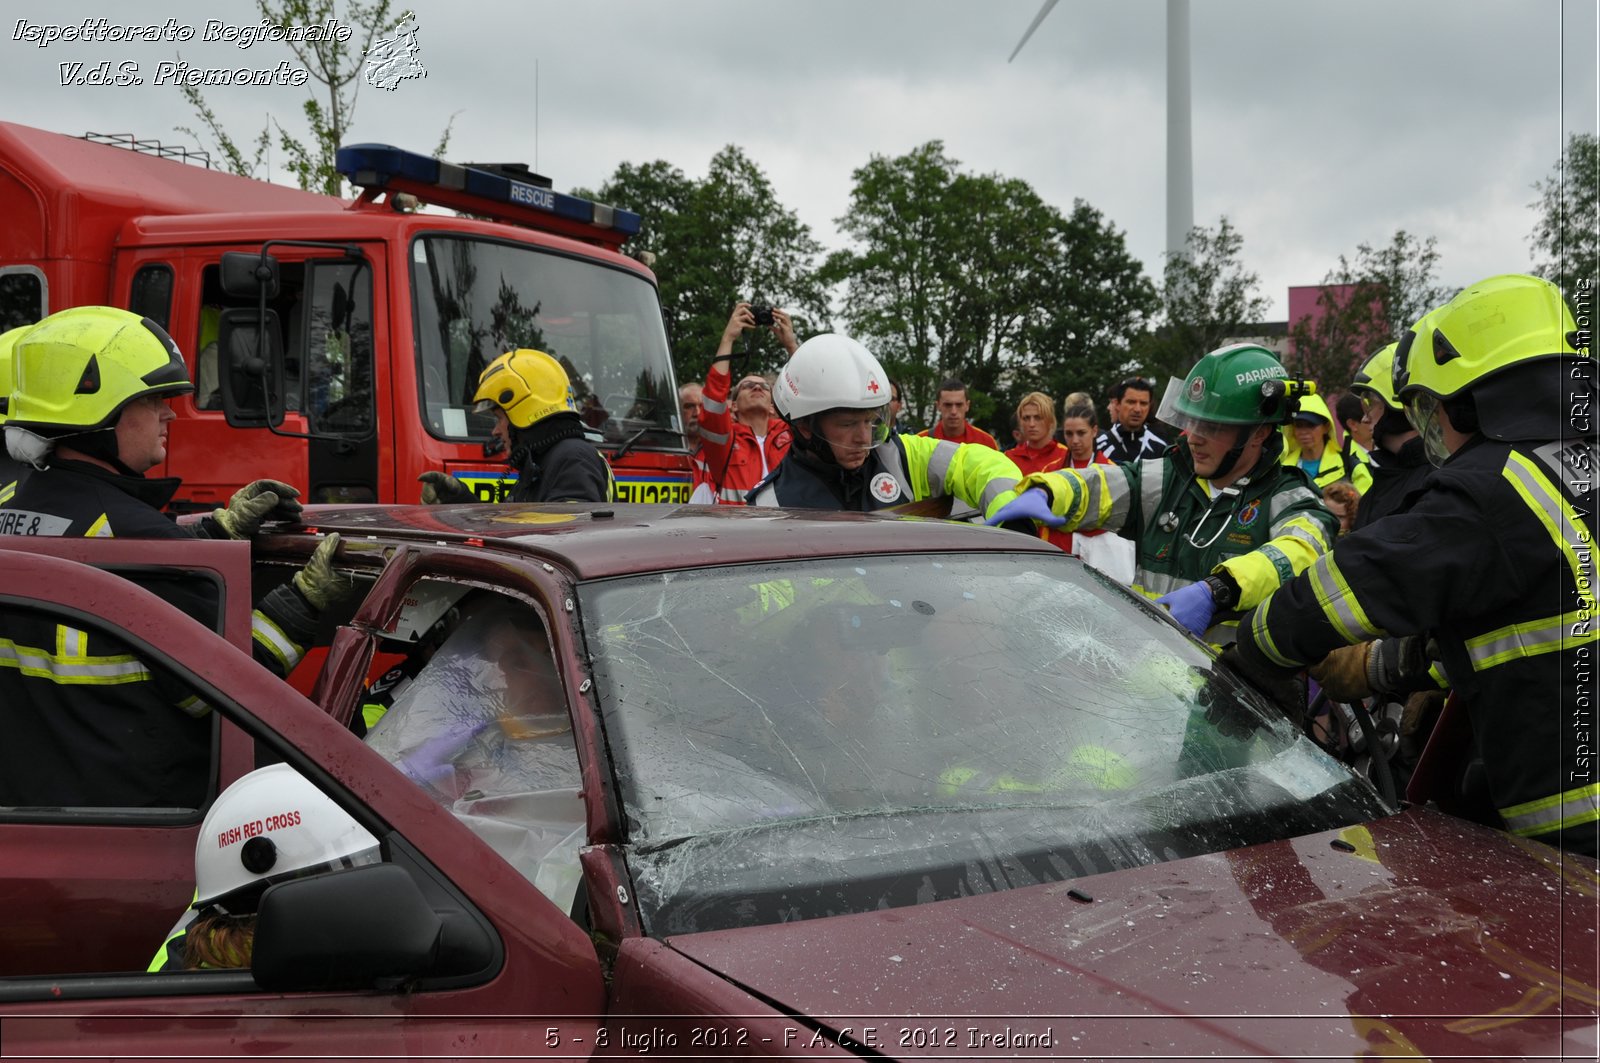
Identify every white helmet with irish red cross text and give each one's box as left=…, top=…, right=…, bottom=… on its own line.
left=774, top=334, right=891, bottom=422
left=193, top=764, right=381, bottom=913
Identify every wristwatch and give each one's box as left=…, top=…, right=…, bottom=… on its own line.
left=1202, top=572, right=1240, bottom=610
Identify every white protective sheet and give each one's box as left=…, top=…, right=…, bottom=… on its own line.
left=364, top=596, right=586, bottom=913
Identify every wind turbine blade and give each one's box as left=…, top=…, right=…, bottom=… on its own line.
left=1007, top=0, right=1061, bottom=63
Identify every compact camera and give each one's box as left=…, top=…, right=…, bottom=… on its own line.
left=750, top=304, right=775, bottom=327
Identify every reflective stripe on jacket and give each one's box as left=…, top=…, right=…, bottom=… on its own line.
left=0, top=459, right=322, bottom=807
left=749, top=433, right=1022, bottom=519
left=698, top=364, right=791, bottom=505
left=1019, top=439, right=1337, bottom=634
left=1281, top=433, right=1374, bottom=494
left=1240, top=437, right=1599, bottom=855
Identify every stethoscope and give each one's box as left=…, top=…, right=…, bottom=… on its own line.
left=1156, top=475, right=1253, bottom=551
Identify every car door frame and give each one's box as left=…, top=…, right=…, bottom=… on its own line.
left=0, top=537, right=256, bottom=977
left=0, top=548, right=606, bottom=1059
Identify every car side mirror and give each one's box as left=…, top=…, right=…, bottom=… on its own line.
left=251, top=863, right=442, bottom=992
left=217, top=308, right=285, bottom=428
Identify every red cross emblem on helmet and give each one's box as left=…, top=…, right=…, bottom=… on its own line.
left=866, top=378, right=881, bottom=394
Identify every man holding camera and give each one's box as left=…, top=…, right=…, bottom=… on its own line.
left=697, top=302, right=799, bottom=505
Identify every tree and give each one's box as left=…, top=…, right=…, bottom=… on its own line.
left=821, top=142, right=961, bottom=423
left=580, top=146, right=832, bottom=384
left=825, top=141, right=1155, bottom=430
left=1287, top=230, right=1446, bottom=391
left=1022, top=200, right=1160, bottom=411
left=1530, top=132, right=1599, bottom=300
left=1138, top=217, right=1271, bottom=387
left=177, top=1, right=453, bottom=193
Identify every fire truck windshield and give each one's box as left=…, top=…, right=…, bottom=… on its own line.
left=411, top=235, right=678, bottom=447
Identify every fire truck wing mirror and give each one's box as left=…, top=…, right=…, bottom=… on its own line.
left=217, top=307, right=286, bottom=429
left=220, top=250, right=281, bottom=299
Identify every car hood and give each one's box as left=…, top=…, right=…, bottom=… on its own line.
left=668, top=809, right=1599, bottom=1059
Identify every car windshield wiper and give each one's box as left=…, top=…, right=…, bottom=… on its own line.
left=631, top=800, right=1105, bottom=855
left=613, top=425, right=658, bottom=461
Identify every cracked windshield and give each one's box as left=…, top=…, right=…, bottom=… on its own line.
left=583, top=554, right=1388, bottom=934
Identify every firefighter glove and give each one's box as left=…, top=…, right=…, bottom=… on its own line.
left=419, top=471, right=475, bottom=505
left=983, top=487, right=1064, bottom=528
left=292, top=533, right=353, bottom=611
left=212, top=479, right=303, bottom=539
left=1367, top=635, right=1433, bottom=698
left=1156, top=581, right=1218, bottom=637
left=1401, top=688, right=1447, bottom=737
left=1308, top=641, right=1373, bottom=702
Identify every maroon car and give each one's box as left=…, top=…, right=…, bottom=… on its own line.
left=1, top=504, right=1594, bottom=1059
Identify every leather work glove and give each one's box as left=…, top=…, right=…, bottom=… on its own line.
left=1367, top=635, right=1433, bottom=698
left=1401, top=687, right=1448, bottom=738
left=212, top=479, right=303, bottom=539
left=1218, top=641, right=1306, bottom=725
left=292, top=533, right=354, bottom=611
left=418, top=471, right=476, bottom=505
left=983, top=487, right=1064, bottom=528
left=1309, top=641, right=1373, bottom=702
left=1155, top=581, right=1217, bottom=638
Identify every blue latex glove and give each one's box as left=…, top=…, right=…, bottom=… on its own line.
left=1155, top=580, right=1217, bottom=637
left=984, top=488, right=1065, bottom=528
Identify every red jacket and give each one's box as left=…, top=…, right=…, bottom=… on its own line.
left=698, top=364, right=791, bottom=505
left=1004, top=440, right=1068, bottom=476
left=920, top=422, right=999, bottom=450
left=687, top=441, right=714, bottom=504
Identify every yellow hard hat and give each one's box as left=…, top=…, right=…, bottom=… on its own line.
left=1349, top=342, right=1400, bottom=410
left=1393, top=274, right=1581, bottom=402
left=0, top=324, right=33, bottom=425
left=8, top=307, right=192, bottom=432
left=472, top=348, right=576, bottom=429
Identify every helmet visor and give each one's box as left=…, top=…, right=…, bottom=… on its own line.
left=1403, top=391, right=1450, bottom=467
left=871, top=408, right=892, bottom=446
left=812, top=405, right=891, bottom=456
left=1152, top=376, right=1186, bottom=427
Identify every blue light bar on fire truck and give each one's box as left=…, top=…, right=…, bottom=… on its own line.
left=336, top=143, right=642, bottom=251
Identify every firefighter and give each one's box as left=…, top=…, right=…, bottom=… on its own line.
left=1231, top=274, right=1597, bottom=856
left=150, top=763, right=382, bottom=971
left=0, top=324, right=31, bottom=505
left=986, top=344, right=1339, bottom=642
left=1346, top=342, right=1435, bottom=531
left=418, top=347, right=613, bottom=504
left=0, top=306, right=350, bottom=808
left=747, top=334, right=1025, bottom=517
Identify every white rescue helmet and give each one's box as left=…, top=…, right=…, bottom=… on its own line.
left=774, top=334, right=892, bottom=422
left=194, top=763, right=381, bottom=913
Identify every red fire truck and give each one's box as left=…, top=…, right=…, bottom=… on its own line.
left=0, top=122, right=690, bottom=509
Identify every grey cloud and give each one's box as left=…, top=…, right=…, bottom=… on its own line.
left=2, top=0, right=1594, bottom=321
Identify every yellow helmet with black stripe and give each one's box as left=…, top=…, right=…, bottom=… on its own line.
left=1393, top=274, right=1580, bottom=402
left=1349, top=342, right=1400, bottom=410
left=472, top=348, right=577, bottom=429
left=8, top=306, right=192, bottom=432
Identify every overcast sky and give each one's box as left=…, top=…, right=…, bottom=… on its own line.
left=5, top=0, right=1596, bottom=320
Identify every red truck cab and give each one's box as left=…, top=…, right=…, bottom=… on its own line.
left=0, top=123, right=690, bottom=511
